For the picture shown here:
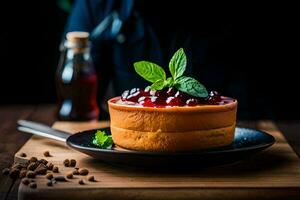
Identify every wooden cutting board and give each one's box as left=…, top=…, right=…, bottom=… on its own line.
left=15, top=121, right=300, bottom=200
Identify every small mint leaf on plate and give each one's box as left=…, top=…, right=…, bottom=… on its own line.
left=92, top=130, right=113, bottom=149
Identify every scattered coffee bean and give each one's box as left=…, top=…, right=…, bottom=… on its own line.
left=75, top=167, right=79, bottom=170
left=2, top=168, right=10, bottom=175
left=19, top=152, right=27, bottom=157
left=39, top=159, right=48, bottom=165
left=66, top=172, right=73, bottom=179
left=9, top=168, right=20, bottom=179
left=79, top=168, right=89, bottom=176
left=69, top=159, right=76, bottom=167
left=54, top=176, right=67, bottom=182
left=78, top=179, right=84, bottom=185
left=27, top=163, right=36, bottom=171
left=26, top=171, right=36, bottom=178
left=29, top=157, right=38, bottom=163
left=35, top=163, right=47, bottom=175
left=47, top=162, right=54, bottom=170
left=43, top=151, right=51, bottom=157
left=72, top=169, right=79, bottom=175
left=63, top=159, right=70, bottom=167
left=12, top=163, right=23, bottom=170
left=19, top=169, right=27, bottom=178
left=29, top=182, right=37, bottom=189
left=22, top=178, right=30, bottom=185
left=53, top=166, right=59, bottom=173
left=46, top=180, right=53, bottom=186
left=46, top=173, right=53, bottom=180
left=87, top=175, right=95, bottom=182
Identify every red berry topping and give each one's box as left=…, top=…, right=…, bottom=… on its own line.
left=186, top=98, right=199, bottom=106
left=120, top=87, right=233, bottom=107
left=166, top=97, right=184, bottom=106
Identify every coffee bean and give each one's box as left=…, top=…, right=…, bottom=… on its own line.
left=29, top=157, right=38, bottom=163
left=46, top=173, right=53, bottom=180
left=63, top=159, right=70, bottom=167
left=39, top=159, right=48, bottom=165
left=26, top=171, right=36, bottom=178
left=53, top=166, right=59, bottom=173
left=72, top=169, right=79, bottom=175
left=78, top=179, right=84, bottom=185
left=12, top=163, right=23, bottom=170
left=69, top=159, right=76, bottom=167
left=66, top=172, right=73, bottom=179
left=29, top=182, right=37, bottom=189
left=27, top=163, right=36, bottom=171
left=47, top=162, right=54, bottom=170
left=35, top=163, right=47, bottom=175
left=87, top=175, right=95, bottom=182
left=22, top=178, right=30, bottom=185
left=79, top=168, right=89, bottom=176
left=19, top=152, right=27, bottom=157
left=43, top=151, right=51, bottom=157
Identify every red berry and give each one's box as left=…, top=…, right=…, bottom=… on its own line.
left=142, top=97, right=155, bottom=107
left=166, top=97, right=183, bottom=106
left=208, top=91, right=222, bottom=104
left=186, top=98, right=199, bottom=106
left=166, top=87, right=177, bottom=96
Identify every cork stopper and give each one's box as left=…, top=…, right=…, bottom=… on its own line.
left=66, top=31, right=89, bottom=46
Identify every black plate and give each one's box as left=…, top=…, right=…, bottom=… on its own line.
left=66, top=127, right=275, bottom=168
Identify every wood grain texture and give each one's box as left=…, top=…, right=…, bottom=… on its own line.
left=0, top=105, right=56, bottom=200
left=15, top=120, right=300, bottom=200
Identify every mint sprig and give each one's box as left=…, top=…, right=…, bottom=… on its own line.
left=92, top=130, right=113, bottom=149
left=134, top=48, right=208, bottom=98
left=169, top=48, right=186, bottom=80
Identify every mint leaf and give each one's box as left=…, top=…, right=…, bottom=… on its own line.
left=169, top=48, right=187, bottom=80
left=175, top=76, right=208, bottom=98
left=133, top=48, right=209, bottom=96
left=134, top=61, right=166, bottom=83
left=150, top=80, right=165, bottom=90
left=92, top=130, right=113, bottom=149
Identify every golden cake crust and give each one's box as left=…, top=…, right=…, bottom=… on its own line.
left=108, top=97, right=237, bottom=152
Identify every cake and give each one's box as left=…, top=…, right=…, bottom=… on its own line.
left=108, top=48, right=237, bottom=152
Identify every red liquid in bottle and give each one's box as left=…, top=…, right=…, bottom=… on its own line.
left=55, top=32, right=100, bottom=121
left=56, top=74, right=99, bottom=121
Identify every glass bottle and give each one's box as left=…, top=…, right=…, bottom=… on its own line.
left=55, top=32, right=99, bottom=121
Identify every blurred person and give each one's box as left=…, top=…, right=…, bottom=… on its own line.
left=64, top=0, right=248, bottom=119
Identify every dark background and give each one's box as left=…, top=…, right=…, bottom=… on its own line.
left=0, top=1, right=297, bottom=120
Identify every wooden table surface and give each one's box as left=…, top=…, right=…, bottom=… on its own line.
left=0, top=105, right=300, bottom=200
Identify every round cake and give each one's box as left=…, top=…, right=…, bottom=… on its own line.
left=108, top=88, right=237, bottom=152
